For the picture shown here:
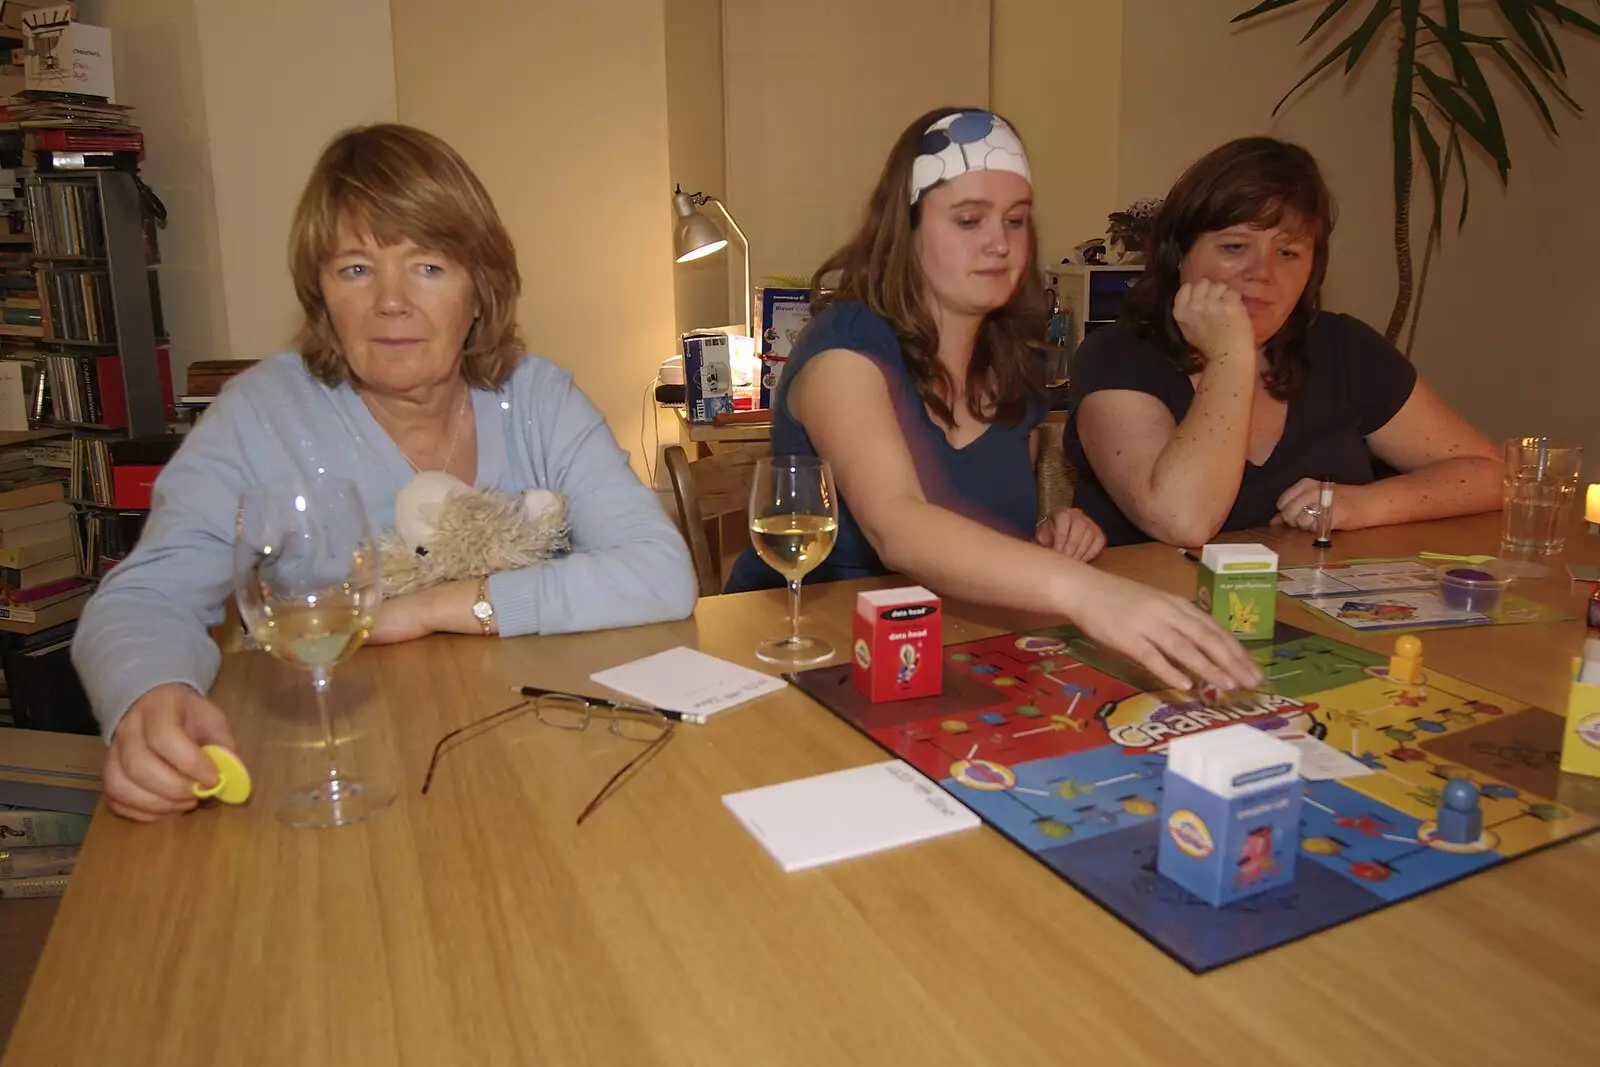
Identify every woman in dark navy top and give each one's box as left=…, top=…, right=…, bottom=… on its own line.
left=1069, top=137, right=1499, bottom=548
left=726, top=107, right=1261, bottom=694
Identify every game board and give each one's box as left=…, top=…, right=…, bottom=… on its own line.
left=789, top=621, right=1600, bottom=973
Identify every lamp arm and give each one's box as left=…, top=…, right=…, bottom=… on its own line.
left=705, top=197, right=752, bottom=338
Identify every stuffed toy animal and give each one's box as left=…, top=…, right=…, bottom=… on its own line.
left=377, top=470, right=570, bottom=599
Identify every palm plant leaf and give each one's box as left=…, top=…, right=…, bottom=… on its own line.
left=1449, top=125, right=1471, bottom=228
left=1392, top=1, right=1421, bottom=228
left=1420, top=15, right=1510, bottom=179
left=1302, top=0, right=1355, bottom=41
left=1232, top=0, right=1314, bottom=19
left=1494, top=38, right=1580, bottom=115
left=1495, top=0, right=1558, bottom=68
left=1235, top=0, right=1600, bottom=344
left=1536, top=1, right=1600, bottom=35
left=1268, top=27, right=1360, bottom=112
left=1411, top=105, right=1447, bottom=238
left=1479, top=36, right=1564, bottom=128
left=1415, top=64, right=1499, bottom=167
left=1262, top=0, right=1394, bottom=112
left=1347, top=0, right=1399, bottom=70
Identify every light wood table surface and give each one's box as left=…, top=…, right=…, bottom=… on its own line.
left=8, top=513, right=1600, bottom=1066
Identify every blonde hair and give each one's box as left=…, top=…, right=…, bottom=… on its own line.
left=288, top=123, right=523, bottom=389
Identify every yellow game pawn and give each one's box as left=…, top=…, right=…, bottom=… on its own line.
left=191, top=744, right=252, bottom=805
left=1388, top=635, right=1423, bottom=686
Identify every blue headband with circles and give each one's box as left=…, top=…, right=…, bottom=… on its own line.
left=909, top=110, right=1032, bottom=207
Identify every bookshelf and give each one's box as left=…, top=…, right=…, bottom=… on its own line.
left=30, top=169, right=167, bottom=437
left=24, top=168, right=173, bottom=578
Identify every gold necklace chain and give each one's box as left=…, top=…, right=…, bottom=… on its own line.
left=396, top=390, right=469, bottom=474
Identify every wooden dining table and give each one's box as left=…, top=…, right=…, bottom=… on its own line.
left=7, top=512, right=1600, bottom=1066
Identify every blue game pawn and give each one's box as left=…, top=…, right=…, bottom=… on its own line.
left=1436, top=779, right=1483, bottom=845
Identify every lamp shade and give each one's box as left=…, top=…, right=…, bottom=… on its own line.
left=672, top=191, right=728, bottom=262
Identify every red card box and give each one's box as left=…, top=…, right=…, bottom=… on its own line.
left=851, top=586, right=942, bottom=702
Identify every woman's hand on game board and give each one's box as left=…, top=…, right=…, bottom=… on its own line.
left=1036, top=507, right=1106, bottom=562
left=1172, top=279, right=1255, bottom=366
left=103, top=683, right=237, bottom=823
left=1063, top=570, right=1263, bottom=693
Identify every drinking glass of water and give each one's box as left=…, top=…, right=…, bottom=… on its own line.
left=1501, top=437, right=1583, bottom=555
left=234, top=476, right=394, bottom=828
left=749, top=455, right=839, bottom=666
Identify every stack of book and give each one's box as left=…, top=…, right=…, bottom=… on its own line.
left=0, top=446, right=85, bottom=629
left=0, top=726, right=99, bottom=900
left=0, top=808, right=81, bottom=899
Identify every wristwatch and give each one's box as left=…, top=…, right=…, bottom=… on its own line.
left=471, top=576, right=495, bottom=635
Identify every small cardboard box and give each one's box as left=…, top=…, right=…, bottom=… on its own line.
left=852, top=586, right=942, bottom=702
left=1559, top=656, right=1600, bottom=777
left=22, top=6, right=115, bottom=101
left=1197, top=543, right=1278, bottom=639
left=754, top=286, right=813, bottom=409
left=682, top=331, right=733, bottom=424
left=1157, top=725, right=1301, bottom=906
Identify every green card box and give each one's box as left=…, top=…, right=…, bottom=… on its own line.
left=1197, top=543, right=1278, bottom=640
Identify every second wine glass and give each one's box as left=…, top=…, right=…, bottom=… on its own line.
left=234, top=476, right=393, bottom=829
left=748, top=455, right=839, bottom=666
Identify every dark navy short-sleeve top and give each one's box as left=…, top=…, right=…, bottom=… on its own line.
left=724, top=301, right=1048, bottom=592
left=1065, top=312, right=1417, bottom=547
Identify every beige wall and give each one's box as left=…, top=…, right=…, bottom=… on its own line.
left=665, top=0, right=730, bottom=335
left=391, top=0, right=679, bottom=482
left=82, top=0, right=397, bottom=378
left=723, top=0, right=991, bottom=305
left=990, top=0, right=1122, bottom=266
left=1118, top=0, right=1393, bottom=329
left=79, top=0, right=229, bottom=380
left=1119, top=0, right=1600, bottom=475
left=1406, top=36, right=1600, bottom=476
left=194, top=0, right=397, bottom=363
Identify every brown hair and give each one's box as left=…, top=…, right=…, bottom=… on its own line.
left=288, top=123, right=523, bottom=389
left=1119, top=136, right=1335, bottom=399
left=809, top=107, right=1044, bottom=427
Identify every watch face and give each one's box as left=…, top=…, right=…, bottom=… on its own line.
left=473, top=601, right=493, bottom=621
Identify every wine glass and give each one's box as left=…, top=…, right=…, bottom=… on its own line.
left=748, top=455, right=839, bottom=666
left=234, top=476, right=393, bottom=828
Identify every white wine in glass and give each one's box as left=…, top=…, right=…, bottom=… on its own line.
left=749, top=455, right=839, bottom=666
left=234, top=477, right=393, bottom=829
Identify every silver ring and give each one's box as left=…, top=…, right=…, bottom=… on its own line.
left=1302, top=504, right=1319, bottom=517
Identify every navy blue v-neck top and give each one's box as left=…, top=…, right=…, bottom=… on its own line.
left=1065, top=313, right=1417, bottom=547
left=724, top=301, right=1047, bottom=592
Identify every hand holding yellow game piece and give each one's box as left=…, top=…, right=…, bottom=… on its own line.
left=192, top=744, right=253, bottom=805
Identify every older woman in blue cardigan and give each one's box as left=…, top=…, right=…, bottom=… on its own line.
left=73, top=124, right=697, bottom=822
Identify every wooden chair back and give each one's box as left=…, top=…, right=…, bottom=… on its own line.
left=1035, top=420, right=1076, bottom=514
left=664, top=444, right=770, bottom=598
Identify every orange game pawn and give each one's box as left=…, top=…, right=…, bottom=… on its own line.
left=1388, top=635, right=1423, bottom=686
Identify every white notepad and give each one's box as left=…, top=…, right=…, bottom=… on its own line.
left=590, top=646, right=787, bottom=723
left=722, top=760, right=980, bottom=873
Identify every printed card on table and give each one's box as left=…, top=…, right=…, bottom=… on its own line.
left=1277, top=560, right=1439, bottom=599
left=1296, top=590, right=1492, bottom=632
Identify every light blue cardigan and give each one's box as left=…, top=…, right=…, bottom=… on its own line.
left=72, top=352, right=698, bottom=739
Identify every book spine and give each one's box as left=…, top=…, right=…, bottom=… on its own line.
left=0, top=809, right=90, bottom=846
left=0, top=844, right=78, bottom=878
left=0, top=872, right=70, bottom=898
